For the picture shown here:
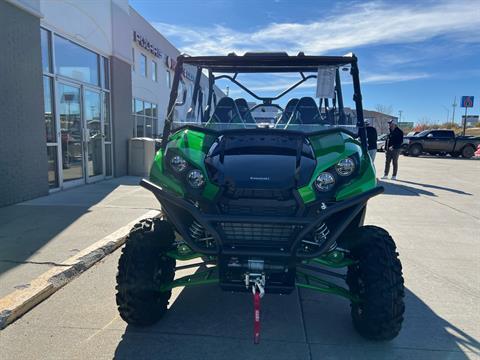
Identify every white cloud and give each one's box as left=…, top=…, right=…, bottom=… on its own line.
left=153, top=0, right=480, bottom=56
left=221, top=71, right=430, bottom=97
left=362, top=72, right=430, bottom=84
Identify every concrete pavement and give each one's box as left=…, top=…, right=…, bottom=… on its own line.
left=0, top=177, right=158, bottom=299
left=0, top=154, right=479, bottom=359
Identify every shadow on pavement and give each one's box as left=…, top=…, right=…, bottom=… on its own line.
left=0, top=178, right=140, bottom=279
left=380, top=181, right=436, bottom=197
left=114, top=282, right=479, bottom=360
left=394, top=179, right=472, bottom=195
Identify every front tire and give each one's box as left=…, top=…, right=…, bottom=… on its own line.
left=409, top=144, right=422, bottom=157
left=346, top=226, right=405, bottom=340
left=116, top=218, right=176, bottom=326
left=461, top=145, right=475, bottom=159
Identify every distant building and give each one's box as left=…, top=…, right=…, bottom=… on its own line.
left=344, top=108, right=397, bottom=135
left=461, top=115, right=479, bottom=127
left=250, top=104, right=279, bottom=123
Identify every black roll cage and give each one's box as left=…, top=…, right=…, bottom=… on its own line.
left=162, top=53, right=368, bottom=153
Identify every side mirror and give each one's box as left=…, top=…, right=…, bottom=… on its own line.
left=427, top=133, right=433, bottom=138
left=175, top=89, right=187, bottom=107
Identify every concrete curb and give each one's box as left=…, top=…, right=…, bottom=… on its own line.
left=0, top=209, right=160, bottom=330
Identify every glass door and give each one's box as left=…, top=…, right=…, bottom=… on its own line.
left=83, top=88, right=104, bottom=182
left=58, top=83, right=84, bottom=186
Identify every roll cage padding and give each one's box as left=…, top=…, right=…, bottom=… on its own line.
left=208, top=97, right=243, bottom=124
left=275, top=98, right=299, bottom=126
left=235, top=98, right=256, bottom=124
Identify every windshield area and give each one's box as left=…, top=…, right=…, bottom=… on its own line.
left=169, top=59, right=361, bottom=135
left=416, top=130, right=430, bottom=137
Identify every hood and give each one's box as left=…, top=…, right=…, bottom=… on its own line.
left=205, top=132, right=316, bottom=190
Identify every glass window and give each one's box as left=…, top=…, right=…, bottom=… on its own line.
left=58, top=83, right=83, bottom=182
left=136, top=116, right=145, bottom=137
left=140, top=53, right=147, bottom=77
left=43, top=76, right=55, bottom=142
left=41, top=28, right=52, bottom=73
left=152, top=103, right=158, bottom=118
left=103, top=92, right=111, bottom=142
left=100, top=56, right=110, bottom=90
left=152, top=60, right=157, bottom=81
left=166, top=70, right=171, bottom=88
left=54, top=35, right=99, bottom=85
left=135, top=99, right=144, bottom=115
left=132, top=98, right=158, bottom=138
left=144, top=102, right=152, bottom=117
left=145, top=118, right=153, bottom=138
left=47, top=146, right=59, bottom=188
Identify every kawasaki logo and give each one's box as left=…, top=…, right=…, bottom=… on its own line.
left=250, top=176, right=270, bottom=181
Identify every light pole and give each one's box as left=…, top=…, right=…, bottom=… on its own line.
left=398, top=110, right=403, bottom=123
left=442, top=106, right=450, bottom=125
left=451, top=96, right=457, bottom=126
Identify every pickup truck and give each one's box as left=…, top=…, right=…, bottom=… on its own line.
left=405, top=129, right=480, bottom=158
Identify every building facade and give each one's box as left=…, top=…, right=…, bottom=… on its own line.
left=0, top=0, right=216, bottom=207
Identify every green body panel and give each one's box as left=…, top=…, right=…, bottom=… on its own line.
left=149, top=150, right=184, bottom=196
left=149, top=129, right=220, bottom=200
left=299, top=132, right=376, bottom=203
left=149, top=128, right=376, bottom=204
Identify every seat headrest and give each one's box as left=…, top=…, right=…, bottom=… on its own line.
left=210, top=97, right=242, bottom=124
left=293, top=97, right=321, bottom=125
left=235, top=98, right=256, bottom=124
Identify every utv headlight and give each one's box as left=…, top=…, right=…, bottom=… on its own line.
left=187, top=169, right=205, bottom=188
left=170, top=155, right=187, bottom=173
left=314, top=172, right=335, bottom=192
left=335, top=157, right=355, bottom=177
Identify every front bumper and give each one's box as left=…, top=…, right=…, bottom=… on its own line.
left=140, top=179, right=383, bottom=259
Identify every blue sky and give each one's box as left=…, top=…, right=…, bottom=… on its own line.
left=131, top=0, right=480, bottom=124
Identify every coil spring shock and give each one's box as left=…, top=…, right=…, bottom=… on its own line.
left=314, top=223, right=330, bottom=242
left=189, top=220, right=205, bottom=239
left=301, top=223, right=331, bottom=252
left=189, top=220, right=215, bottom=248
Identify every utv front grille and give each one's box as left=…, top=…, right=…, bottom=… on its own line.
left=219, top=222, right=302, bottom=248
left=225, top=188, right=291, bottom=200
left=220, top=203, right=297, bottom=216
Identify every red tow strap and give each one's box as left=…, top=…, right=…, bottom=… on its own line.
left=253, top=291, right=261, bottom=344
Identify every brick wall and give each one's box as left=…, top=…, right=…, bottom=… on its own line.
left=0, top=1, right=48, bottom=206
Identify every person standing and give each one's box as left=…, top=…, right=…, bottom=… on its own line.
left=365, top=120, right=378, bottom=162
left=382, top=119, right=404, bottom=180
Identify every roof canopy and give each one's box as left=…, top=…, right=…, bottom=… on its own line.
left=179, top=52, right=356, bottom=73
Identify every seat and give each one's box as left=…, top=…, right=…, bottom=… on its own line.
left=208, top=97, right=243, bottom=124
left=275, top=98, right=299, bottom=126
left=289, top=97, right=322, bottom=125
left=235, top=98, right=256, bottom=124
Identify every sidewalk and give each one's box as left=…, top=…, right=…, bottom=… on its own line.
left=0, top=177, right=159, bottom=299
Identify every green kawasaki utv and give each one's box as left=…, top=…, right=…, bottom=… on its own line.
left=116, top=52, right=405, bottom=343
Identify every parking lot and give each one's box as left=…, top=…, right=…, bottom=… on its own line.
left=0, top=153, right=479, bottom=360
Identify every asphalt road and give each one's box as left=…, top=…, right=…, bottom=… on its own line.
left=1, top=154, right=479, bottom=360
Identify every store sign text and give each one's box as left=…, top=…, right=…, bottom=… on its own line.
left=134, top=31, right=162, bottom=58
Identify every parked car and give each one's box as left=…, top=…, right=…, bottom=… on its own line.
left=377, top=133, right=388, bottom=151
left=400, top=131, right=420, bottom=154
left=404, top=129, right=480, bottom=158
